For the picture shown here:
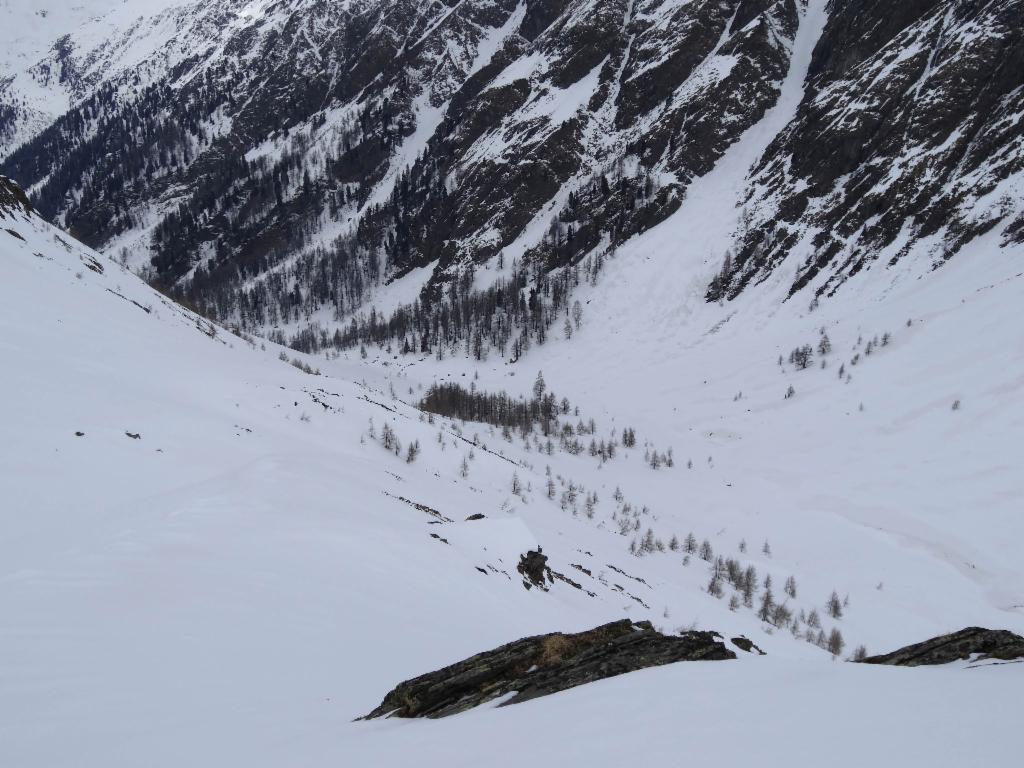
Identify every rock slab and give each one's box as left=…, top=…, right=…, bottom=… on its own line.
left=361, top=619, right=735, bottom=719
left=860, top=627, right=1024, bottom=667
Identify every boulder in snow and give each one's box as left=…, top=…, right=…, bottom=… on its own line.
left=860, top=627, right=1024, bottom=667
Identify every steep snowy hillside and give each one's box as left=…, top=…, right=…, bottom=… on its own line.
left=0, top=0, right=184, bottom=156
left=3, top=158, right=1024, bottom=766
left=717, top=0, right=1024, bottom=300
left=355, top=146, right=1024, bottom=659
left=2, top=0, right=1022, bottom=362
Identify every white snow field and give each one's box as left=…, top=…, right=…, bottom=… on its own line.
left=1, top=0, right=1023, bottom=756
left=2, top=145, right=1024, bottom=767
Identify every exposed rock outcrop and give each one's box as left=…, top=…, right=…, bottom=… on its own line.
left=731, top=636, right=766, bottom=655
left=860, top=627, right=1024, bottom=666
left=517, top=549, right=551, bottom=589
left=360, top=619, right=736, bottom=719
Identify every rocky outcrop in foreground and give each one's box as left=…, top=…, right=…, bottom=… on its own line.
left=860, top=627, right=1024, bottom=667
left=361, top=619, right=735, bottom=719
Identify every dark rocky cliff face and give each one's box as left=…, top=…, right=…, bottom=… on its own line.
left=0, top=0, right=796, bottom=327
left=2, top=0, right=1021, bottom=351
left=860, top=627, right=1024, bottom=666
left=715, top=0, right=1024, bottom=302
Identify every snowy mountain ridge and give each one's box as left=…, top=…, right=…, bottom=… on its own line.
left=0, top=0, right=190, bottom=155
left=3, top=0, right=1020, bottom=360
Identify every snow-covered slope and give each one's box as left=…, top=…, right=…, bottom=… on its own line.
left=1, top=2, right=1023, bottom=762
left=2, top=148, right=1023, bottom=767
left=1, top=0, right=802, bottom=334
left=358, top=175, right=1024, bottom=653
left=343, top=0, right=1024, bottom=662
left=0, top=1, right=176, bottom=74
left=0, top=173, right=661, bottom=758
left=0, top=0, right=186, bottom=156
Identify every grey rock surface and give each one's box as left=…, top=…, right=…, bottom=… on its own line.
left=860, top=627, right=1024, bottom=666
left=361, top=618, right=736, bottom=719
